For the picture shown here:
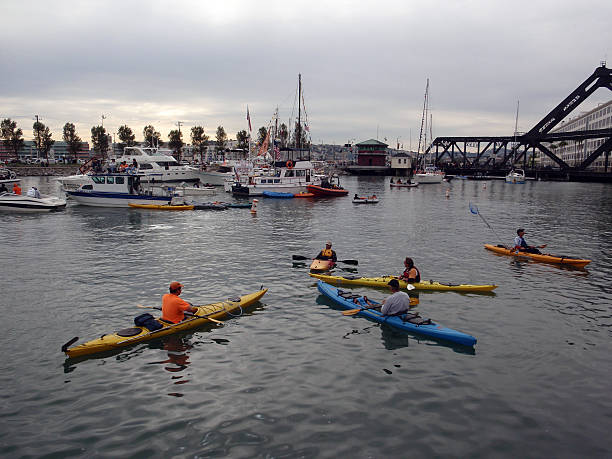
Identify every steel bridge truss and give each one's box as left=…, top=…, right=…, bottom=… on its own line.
left=426, top=64, right=612, bottom=171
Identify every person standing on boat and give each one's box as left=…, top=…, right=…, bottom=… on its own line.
left=12, top=183, right=21, bottom=195
left=161, top=282, right=198, bottom=324
left=26, top=186, right=41, bottom=198
left=363, top=279, right=412, bottom=316
left=315, top=241, right=337, bottom=262
left=514, top=229, right=546, bottom=254
left=399, top=257, right=420, bottom=283
left=0, top=183, right=7, bottom=193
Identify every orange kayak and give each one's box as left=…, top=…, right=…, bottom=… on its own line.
left=484, top=244, right=591, bottom=268
left=310, top=259, right=335, bottom=273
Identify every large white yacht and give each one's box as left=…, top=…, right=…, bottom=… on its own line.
left=58, top=146, right=202, bottom=191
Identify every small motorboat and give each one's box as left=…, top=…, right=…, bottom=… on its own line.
left=0, top=192, right=67, bottom=212
left=310, top=259, right=335, bottom=273
left=307, top=174, right=349, bottom=197
left=390, top=181, right=418, bottom=188
left=352, top=195, right=379, bottom=204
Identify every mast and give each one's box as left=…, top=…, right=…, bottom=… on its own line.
left=417, top=78, right=429, bottom=168
left=297, top=73, right=302, bottom=150
left=512, top=99, right=520, bottom=166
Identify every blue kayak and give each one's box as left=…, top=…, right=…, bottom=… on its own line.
left=317, top=280, right=477, bottom=347
left=262, top=191, right=294, bottom=198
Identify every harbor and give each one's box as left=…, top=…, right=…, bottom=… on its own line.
left=1, top=174, right=611, bottom=457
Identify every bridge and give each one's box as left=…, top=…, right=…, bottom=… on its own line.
left=424, top=63, right=612, bottom=182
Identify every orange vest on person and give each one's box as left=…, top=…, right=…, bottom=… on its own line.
left=12, top=184, right=21, bottom=195
left=161, top=293, right=191, bottom=323
left=321, top=248, right=333, bottom=258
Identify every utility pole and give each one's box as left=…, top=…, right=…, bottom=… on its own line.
left=176, top=121, right=183, bottom=162
left=34, top=115, right=41, bottom=160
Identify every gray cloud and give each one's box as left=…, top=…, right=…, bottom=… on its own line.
left=1, top=0, right=611, bottom=144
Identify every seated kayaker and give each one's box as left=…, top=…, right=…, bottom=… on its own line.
left=399, top=257, right=421, bottom=283
left=363, top=279, right=413, bottom=316
left=514, top=228, right=547, bottom=254
left=314, top=241, right=337, bottom=262
left=161, top=282, right=198, bottom=324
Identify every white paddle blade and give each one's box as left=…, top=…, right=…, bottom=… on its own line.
left=406, top=284, right=416, bottom=290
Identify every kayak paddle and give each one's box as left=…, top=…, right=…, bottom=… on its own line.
left=342, top=297, right=419, bottom=316
left=469, top=202, right=506, bottom=247
left=292, top=254, right=358, bottom=265
left=136, top=304, right=223, bottom=324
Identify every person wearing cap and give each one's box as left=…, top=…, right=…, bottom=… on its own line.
left=363, top=279, right=413, bottom=316
left=161, top=282, right=198, bottom=324
left=514, top=228, right=547, bottom=254
left=399, top=257, right=421, bottom=283
left=12, top=182, right=22, bottom=195
left=314, top=241, right=337, bottom=262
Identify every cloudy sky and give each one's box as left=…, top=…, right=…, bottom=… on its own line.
left=2, top=0, right=611, bottom=148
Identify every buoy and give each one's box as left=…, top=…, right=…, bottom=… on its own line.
left=445, top=189, right=450, bottom=199
left=483, top=183, right=487, bottom=189
left=250, top=199, right=258, bottom=214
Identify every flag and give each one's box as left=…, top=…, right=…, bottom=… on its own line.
left=258, top=131, right=270, bottom=156
left=246, top=106, right=252, bottom=132
left=274, top=146, right=281, bottom=161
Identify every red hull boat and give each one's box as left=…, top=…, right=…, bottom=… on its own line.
left=306, top=184, right=349, bottom=197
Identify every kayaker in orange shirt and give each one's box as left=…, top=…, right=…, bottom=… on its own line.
left=161, top=282, right=198, bottom=323
left=12, top=183, right=22, bottom=195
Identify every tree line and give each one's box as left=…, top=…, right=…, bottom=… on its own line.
left=1, top=118, right=309, bottom=163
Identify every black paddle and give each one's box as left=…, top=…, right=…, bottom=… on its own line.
left=292, top=255, right=358, bottom=265
left=61, top=336, right=79, bottom=353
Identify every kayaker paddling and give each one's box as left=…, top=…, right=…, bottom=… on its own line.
left=314, top=241, right=337, bottom=263
left=161, top=282, right=198, bottom=324
left=513, top=228, right=547, bottom=254
left=362, top=279, right=413, bottom=316
left=399, top=257, right=421, bottom=283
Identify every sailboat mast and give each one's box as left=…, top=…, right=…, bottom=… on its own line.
left=513, top=99, right=520, bottom=164
left=417, top=78, right=429, bottom=167
left=297, top=74, right=302, bottom=151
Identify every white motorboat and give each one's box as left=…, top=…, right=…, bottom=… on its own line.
left=171, top=183, right=216, bottom=197
left=66, top=172, right=174, bottom=207
left=58, top=146, right=203, bottom=191
left=505, top=169, right=526, bottom=184
left=231, top=160, right=321, bottom=196
left=198, top=163, right=236, bottom=186
left=0, top=192, right=67, bottom=212
left=414, top=166, right=444, bottom=184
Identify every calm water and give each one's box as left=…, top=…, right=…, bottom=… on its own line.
left=1, top=176, right=611, bottom=458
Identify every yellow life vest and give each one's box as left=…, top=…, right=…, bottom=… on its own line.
left=321, top=248, right=333, bottom=257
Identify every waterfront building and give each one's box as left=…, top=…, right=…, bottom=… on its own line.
left=548, top=99, right=612, bottom=170
left=390, top=152, right=413, bottom=177
left=0, top=140, right=90, bottom=163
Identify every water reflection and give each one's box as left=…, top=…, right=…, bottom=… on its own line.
left=148, top=336, right=192, bottom=397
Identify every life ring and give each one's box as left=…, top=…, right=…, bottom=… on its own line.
left=286, top=161, right=294, bottom=169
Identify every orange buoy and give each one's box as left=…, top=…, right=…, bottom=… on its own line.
left=250, top=199, right=258, bottom=214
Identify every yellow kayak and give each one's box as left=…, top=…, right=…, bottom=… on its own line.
left=484, top=244, right=591, bottom=268
left=309, top=273, right=497, bottom=292
left=128, top=203, right=194, bottom=210
left=62, top=288, right=267, bottom=358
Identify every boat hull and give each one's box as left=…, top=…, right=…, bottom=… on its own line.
left=317, top=281, right=476, bottom=346
left=390, top=182, right=418, bottom=188
left=128, top=203, right=194, bottom=210
left=306, top=185, right=349, bottom=196
left=64, top=289, right=268, bottom=358
left=262, top=191, right=294, bottom=198
left=484, top=244, right=591, bottom=267
left=0, top=194, right=67, bottom=212
left=310, top=259, right=335, bottom=273
left=309, top=273, right=497, bottom=292
left=414, top=173, right=444, bottom=183
left=66, top=191, right=172, bottom=208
